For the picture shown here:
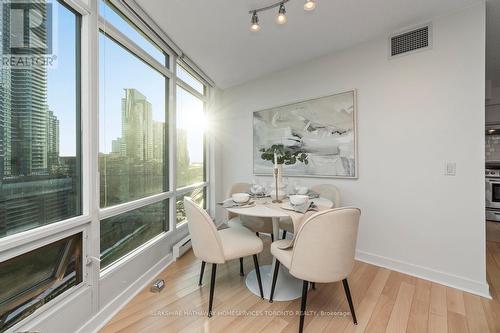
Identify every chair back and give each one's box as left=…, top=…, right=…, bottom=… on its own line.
left=184, top=197, right=225, bottom=264
left=227, top=182, right=251, bottom=220
left=311, top=184, right=340, bottom=207
left=290, top=207, right=360, bottom=283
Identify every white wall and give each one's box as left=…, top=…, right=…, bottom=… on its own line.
left=214, top=3, right=488, bottom=296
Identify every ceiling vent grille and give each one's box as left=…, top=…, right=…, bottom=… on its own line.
left=390, top=24, right=431, bottom=58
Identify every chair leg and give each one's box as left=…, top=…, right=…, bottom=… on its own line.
left=253, top=255, right=264, bottom=298
left=271, top=233, right=274, bottom=242
left=282, top=230, right=287, bottom=239
left=342, top=278, right=357, bottom=325
left=269, top=260, right=280, bottom=303
left=198, top=261, right=206, bottom=286
left=312, top=282, right=316, bottom=290
left=299, top=280, right=309, bottom=333
left=208, top=264, right=217, bottom=318
left=239, top=258, right=244, bottom=276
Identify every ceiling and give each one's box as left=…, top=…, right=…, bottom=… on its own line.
left=136, top=0, right=481, bottom=88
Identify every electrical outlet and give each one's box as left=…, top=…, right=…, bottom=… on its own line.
left=445, top=162, right=456, bottom=176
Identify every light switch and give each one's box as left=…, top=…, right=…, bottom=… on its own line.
left=445, top=162, right=456, bottom=176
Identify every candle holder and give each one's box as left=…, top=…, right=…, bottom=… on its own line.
left=272, top=167, right=282, bottom=203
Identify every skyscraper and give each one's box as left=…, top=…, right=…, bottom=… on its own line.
left=47, top=110, right=59, bottom=171
left=152, top=121, right=164, bottom=161
left=121, top=89, right=153, bottom=161
left=1, top=1, right=49, bottom=176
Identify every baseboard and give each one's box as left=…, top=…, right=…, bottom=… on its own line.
left=77, top=253, right=174, bottom=333
left=355, top=250, right=491, bottom=299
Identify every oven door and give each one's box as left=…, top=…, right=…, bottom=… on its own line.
left=486, top=179, right=500, bottom=209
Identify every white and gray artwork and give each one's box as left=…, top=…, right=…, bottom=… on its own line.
left=253, top=90, right=357, bottom=178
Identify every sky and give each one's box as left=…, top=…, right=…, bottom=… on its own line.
left=46, top=0, right=204, bottom=163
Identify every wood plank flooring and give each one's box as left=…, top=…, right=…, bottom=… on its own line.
left=101, top=235, right=500, bottom=333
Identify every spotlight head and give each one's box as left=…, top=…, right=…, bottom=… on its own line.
left=250, top=11, right=261, bottom=32
left=276, top=3, right=287, bottom=25
left=304, top=0, right=316, bottom=11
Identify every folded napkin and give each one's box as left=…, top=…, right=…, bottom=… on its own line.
left=288, top=201, right=317, bottom=214
left=217, top=198, right=254, bottom=208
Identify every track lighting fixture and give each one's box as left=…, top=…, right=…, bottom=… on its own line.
left=250, top=11, right=261, bottom=32
left=304, top=0, right=316, bottom=11
left=275, top=3, right=287, bottom=25
left=249, top=0, right=317, bottom=32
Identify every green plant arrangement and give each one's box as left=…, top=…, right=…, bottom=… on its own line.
left=259, top=144, right=309, bottom=165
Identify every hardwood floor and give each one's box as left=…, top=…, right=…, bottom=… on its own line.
left=101, top=236, right=500, bottom=333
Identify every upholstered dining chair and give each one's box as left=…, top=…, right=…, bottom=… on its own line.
left=227, top=182, right=274, bottom=275
left=279, top=184, right=341, bottom=239
left=184, top=197, right=264, bottom=317
left=270, top=207, right=361, bottom=333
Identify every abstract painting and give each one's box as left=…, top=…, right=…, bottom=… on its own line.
left=253, top=90, right=357, bottom=178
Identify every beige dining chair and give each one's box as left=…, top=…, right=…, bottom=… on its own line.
left=227, top=182, right=274, bottom=275
left=270, top=207, right=361, bottom=333
left=279, top=184, right=341, bottom=239
left=184, top=197, right=265, bottom=317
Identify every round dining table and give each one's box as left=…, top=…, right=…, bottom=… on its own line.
left=226, top=197, right=333, bottom=301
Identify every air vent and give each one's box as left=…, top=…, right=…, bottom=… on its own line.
left=390, top=24, right=431, bottom=58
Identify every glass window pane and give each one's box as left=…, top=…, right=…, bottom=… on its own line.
left=0, top=0, right=81, bottom=238
left=100, top=200, right=167, bottom=269
left=176, top=187, right=205, bottom=225
left=99, top=33, right=167, bottom=208
left=99, top=0, right=167, bottom=67
left=176, top=87, right=205, bottom=188
left=177, top=65, right=205, bottom=95
left=0, top=233, right=83, bottom=332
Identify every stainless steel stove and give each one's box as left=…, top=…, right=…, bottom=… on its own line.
left=486, top=167, right=500, bottom=221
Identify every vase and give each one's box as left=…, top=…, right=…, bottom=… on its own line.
left=271, top=164, right=287, bottom=201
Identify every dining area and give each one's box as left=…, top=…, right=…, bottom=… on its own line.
left=184, top=179, right=360, bottom=333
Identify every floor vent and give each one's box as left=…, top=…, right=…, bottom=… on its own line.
left=390, top=24, right=431, bottom=58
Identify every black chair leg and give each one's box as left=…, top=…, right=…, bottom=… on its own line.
left=342, top=278, right=357, bottom=325
left=282, top=230, right=287, bottom=239
left=269, top=260, right=280, bottom=302
left=208, top=264, right=217, bottom=318
left=253, top=255, right=264, bottom=298
left=271, top=233, right=274, bottom=242
left=239, top=258, right=244, bottom=276
left=299, top=280, right=309, bottom=333
left=312, top=282, right=316, bottom=290
left=198, top=261, right=206, bottom=286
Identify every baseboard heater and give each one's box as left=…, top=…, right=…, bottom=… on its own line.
left=173, top=235, right=192, bottom=260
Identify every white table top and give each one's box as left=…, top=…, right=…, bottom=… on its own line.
left=226, top=197, right=333, bottom=218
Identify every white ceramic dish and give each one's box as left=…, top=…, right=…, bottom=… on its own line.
left=296, top=186, right=309, bottom=195
left=289, top=195, right=309, bottom=206
left=232, top=192, right=250, bottom=203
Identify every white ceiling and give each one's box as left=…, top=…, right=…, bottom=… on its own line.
left=136, top=0, right=481, bottom=88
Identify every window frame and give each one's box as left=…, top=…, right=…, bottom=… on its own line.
left=97, top=1, right=212, bottom=271
left=0, top=0, right=214, bottom=330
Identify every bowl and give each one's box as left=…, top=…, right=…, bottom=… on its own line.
left=296, top=186, right=309, bottom=195
left=232, top=193, right=250, bottom=203
left=289, top=195, right=309, bottom=206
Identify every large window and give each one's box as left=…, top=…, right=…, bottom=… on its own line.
left=100, top=201, right=167, bottom=269
left=176, top=86, right=206, bottom=188
left=98, top=1, right=172, bottom=268
left=99, top=33, right=167, bottom=208
left=0, top=0, right=81, bottom=238
left=0, top=0, right=212, bottom=329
